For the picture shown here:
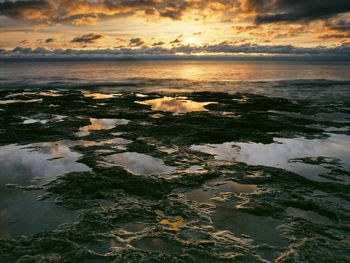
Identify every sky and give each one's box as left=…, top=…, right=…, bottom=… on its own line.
left=0, top=0, right=350, bottom=58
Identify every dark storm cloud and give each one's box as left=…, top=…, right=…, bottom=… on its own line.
left=1, top=0, right=349, bottom=26
left=318, top=18, right=350, bottom=39
left=4, top=42, right=350, bottom=58
left=12, top=46, right=40, bottom=53
left=201, top=43, right=336, bottom=55
left=71, top=33, right=104, bottom=44
left=0, top=0, right=51, bottom=20
left=0, top=0, right=203, bottom=24
left=254, top=0, right=350, bottom=24
left=327, top=19, right=350, bottom=33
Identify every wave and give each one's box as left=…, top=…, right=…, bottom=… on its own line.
left=271, top=79, right=350, bottom=87
left=0, top=78, right=350, bottom=90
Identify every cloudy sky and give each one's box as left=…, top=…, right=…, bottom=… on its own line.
left=0, top=0, right=350, bottom=57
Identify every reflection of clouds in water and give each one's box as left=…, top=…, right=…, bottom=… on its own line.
left=136, top=97, right=217, bottom=114
left=106, top=152, right=175, bottom=175
left=0, top=99, right=42, bottom=105
left=238, top=134, right=350, bottom=170
left=191, top=133, right=350, bottom=183
left=82, top=91, right=121, bottom=99
left=191, top=142, right=240, bottom=161
left=0, top=190, right=78, bottom=239
left=21, top=114, right=67, bottom=125
left=5, top=91, right=62, bottom=98
left=0, top=141, right=90, bottom=238
left=52, top=115, right=67, bottom=121
left=184, top=180, right=256, bottom=203
left=102, top=138, right=132, bottom=145
left=23, top=118, right=48, bottom=124
left=77, top=118, right=129, bottom=137
left=80, top=118, right=129, bottom=131
left=0, top=141, right=90, bottom=185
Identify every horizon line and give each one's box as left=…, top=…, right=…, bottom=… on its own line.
left=1, top=55, right=350, bottom=62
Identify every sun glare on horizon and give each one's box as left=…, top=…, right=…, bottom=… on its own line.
left=183, top=37, right=201, bottom=46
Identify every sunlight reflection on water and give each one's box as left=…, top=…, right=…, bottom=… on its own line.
left=136, top=97, right=217, bottom=114
left=76, top=118, right=129, bottom=137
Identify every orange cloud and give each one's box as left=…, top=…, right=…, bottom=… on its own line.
left=1, top=0, right=349, bottom=28
left=72, top=15, right=99, bottom=26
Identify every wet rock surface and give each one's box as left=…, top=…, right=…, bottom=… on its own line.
left=0, top=85, right=349, bottom=262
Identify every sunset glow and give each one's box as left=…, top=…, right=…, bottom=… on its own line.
left=0, top=1, right=349, bottom=58
left=0, top=2, right=350, bottom=262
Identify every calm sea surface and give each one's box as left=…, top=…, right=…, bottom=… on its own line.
left=1, top=60, right=350, bottom=87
